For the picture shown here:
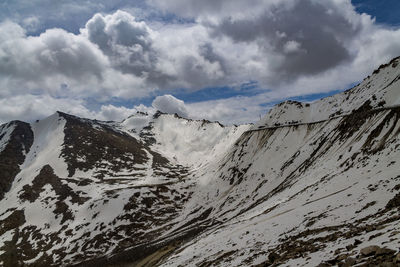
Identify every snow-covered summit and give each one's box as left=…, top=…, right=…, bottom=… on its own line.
left=142, top=112, right=250, bottom=167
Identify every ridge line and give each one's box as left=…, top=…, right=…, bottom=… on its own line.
left=246, top=104, right=400, bottom=132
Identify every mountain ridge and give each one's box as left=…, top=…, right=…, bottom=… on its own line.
left=0, top=57, right=399, bottom=266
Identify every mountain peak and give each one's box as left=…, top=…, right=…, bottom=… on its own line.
left=0, top=57, right=399, bottom=266
left=253, top=55, right=400, bottom=129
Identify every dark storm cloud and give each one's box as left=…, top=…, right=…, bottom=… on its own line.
left=210, top=0, right=361, bottom=80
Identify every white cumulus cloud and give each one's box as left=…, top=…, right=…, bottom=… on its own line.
left=152, top=94, right=189, bottom=117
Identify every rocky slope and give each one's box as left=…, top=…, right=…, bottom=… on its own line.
left=0, top=57, right=399, bottom=266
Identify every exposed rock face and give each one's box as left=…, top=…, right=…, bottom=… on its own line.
left=0, top=121, right=33, bottom=200
left=59, top=112, right=149, bottom=178
left=0, top=57, right=399, bottom=266
left=20, top=165, right=88, bottom=224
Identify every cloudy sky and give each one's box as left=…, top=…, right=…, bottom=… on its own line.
left=0, top=0, right=399, bottom=124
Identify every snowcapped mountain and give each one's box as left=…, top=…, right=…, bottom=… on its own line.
left=0, top=57, right=400, bottom=266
